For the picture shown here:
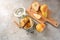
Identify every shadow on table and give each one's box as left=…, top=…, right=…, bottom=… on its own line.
left=26, top=26, right=52, bottom=40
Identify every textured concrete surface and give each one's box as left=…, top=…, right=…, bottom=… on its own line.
left=0, top=0, right=60, bottom=40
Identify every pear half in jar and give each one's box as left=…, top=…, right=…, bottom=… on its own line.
left=24, top=17, right=34, bottom=30
left=20, top=16, right=29, bottom=28
left=20, top=16, right=34, bottom=30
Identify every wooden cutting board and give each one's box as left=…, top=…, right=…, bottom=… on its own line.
left=26, top=4, right=59, bottom=27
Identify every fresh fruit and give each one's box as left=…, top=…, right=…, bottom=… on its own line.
left=40, top=4, right=48, bottom=18
left=33, top=13, right=41, bottom=19
left=36, top=23, right=45, bottom=32
left=32, top=2, right=40, bottom=11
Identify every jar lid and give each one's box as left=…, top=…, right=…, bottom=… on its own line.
left=14, top=7, right=26, bottom=17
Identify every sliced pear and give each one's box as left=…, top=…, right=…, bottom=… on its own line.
left=33, top=13, right=41, bottom=19
left=32, top=2, right=40, bottom=11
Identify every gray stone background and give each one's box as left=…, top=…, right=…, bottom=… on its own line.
left=0, top=0, right=60, bottom=40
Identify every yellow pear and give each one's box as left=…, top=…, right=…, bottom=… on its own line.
left=36, top=24, right=45, bottom=32
left=40, top=4, right=48, bottom=18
